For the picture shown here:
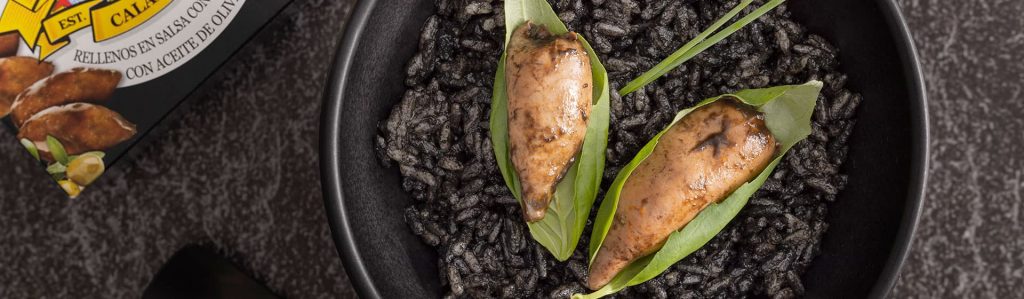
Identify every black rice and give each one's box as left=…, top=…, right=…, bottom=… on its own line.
left=377, top=0, right=860, bottom=297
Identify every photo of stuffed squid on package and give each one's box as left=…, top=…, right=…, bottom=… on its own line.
left=0, top=0, right=291, bottom=197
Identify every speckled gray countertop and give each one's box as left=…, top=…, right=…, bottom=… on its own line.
left=891, top=0, right=1024, bottom=297
left=0, top=0, right=1020, bottom=298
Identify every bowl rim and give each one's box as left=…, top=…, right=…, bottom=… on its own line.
left=319, top=0, right=929, bottom=298
left=866, top=0, right=929, bottom=297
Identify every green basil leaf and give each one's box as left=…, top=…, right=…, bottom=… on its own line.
left=46, top=162, right=67, bottom=175
left=618, top=0, right=786, bottom=96
left=490, top=0, right=611, bottom=261
left=20, top=138, right=40, bottom=161
left=46, top=135, right=69, bottom=165
left=577, top=81, right=823, bottom=298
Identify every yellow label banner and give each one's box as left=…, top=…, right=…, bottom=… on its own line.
left=41, top=0, right=100, bottom=40
left=91, top=0, right=171, bottom=41
left=0, top=0, right=173, bottom=60
left=10, top=0, right=37, bottom=10
left=37, top=28, right=68, bottom=59
left=0, top=0, right=53, bottom=49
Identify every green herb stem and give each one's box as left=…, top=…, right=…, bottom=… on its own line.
left=46, top=135, right=70, bottom=165
left=20, top=138, right=40, bottom=161
left=618, top=0, right=786, bottom=96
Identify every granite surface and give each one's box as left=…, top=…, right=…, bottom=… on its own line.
left=891, top=0, right=1024, bottom=297
left=0, top=0, right=1021, bottom=298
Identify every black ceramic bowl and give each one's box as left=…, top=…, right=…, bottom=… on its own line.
left=321, top=0, right=928, bottom=297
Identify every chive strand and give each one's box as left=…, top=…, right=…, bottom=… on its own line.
left=670, top=0, right=786, bottom=72
left=618, top=0, right=785, bottom=96
left=617, top=0, right=753, bottom=95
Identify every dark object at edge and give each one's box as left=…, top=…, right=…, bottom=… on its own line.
left=142, top=246, right=279, bottom=299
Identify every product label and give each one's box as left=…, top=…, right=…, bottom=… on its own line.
left=0, top=0, right=288, bottom=197
left=0, top=0, right=245, bottom=86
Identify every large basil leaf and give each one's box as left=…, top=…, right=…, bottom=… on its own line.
left=489, top=0, right=611, bottom=261
left=577, top=81, right=823, bottom=298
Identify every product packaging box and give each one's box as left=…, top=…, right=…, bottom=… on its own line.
left=0, top=0, right=291, bottom=196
